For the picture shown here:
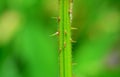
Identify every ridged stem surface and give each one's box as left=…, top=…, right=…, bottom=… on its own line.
left=59, top=0, right=72, bottom=77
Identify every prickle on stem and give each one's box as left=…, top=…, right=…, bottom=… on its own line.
left=70, top=38, right=76, bottom=43
left=71, top=27, right=78, bottom=30
left=51, top=16, right=60, bottom=23
left=50, top=31, right=59, bottom=37
left=64, top=42, right=66, bottom=48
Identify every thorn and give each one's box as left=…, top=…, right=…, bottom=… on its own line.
left=64, top=42, right=66, bottom=48
left=59, top=48, right=62, bottom=55
left=64, top=30, right=67, bottom=35
left=57, top=17, right=60, bottom=22
left=68, top=9, right=72, bottom=14
left=70, top=38, right=76, bottom=43
left=51, top=17, right=57, bottom=19
left=71, top=27, right=78, bottom=30
left=50, top=32, right=59, bottom=37
left=51, top=17, right=60, bottom=22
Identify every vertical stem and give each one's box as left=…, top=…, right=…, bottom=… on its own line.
left=59, top=0, right=73, bottom=77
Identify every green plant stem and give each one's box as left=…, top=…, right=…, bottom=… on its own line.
left=59, top=0, right=72, bottom=77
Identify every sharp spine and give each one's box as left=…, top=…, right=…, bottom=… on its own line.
left=71, top=27, right=78, bottom=30
left=50, top=32, right=59, bottom=36
left=51, top=17, right=60, bottom=23
left=70, top=38, right=76, bottom=43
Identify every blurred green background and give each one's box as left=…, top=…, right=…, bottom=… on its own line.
left=0, top=0, right=120, bottom=77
